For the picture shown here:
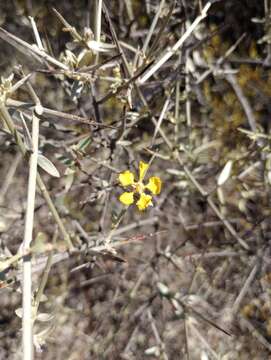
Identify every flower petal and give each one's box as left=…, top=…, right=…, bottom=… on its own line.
left=118, top=171, right=135, bottom=186
left=136, top=193, right=153, bottom=211
left=145, top=176, right=162, bottom=195
left=139, top=161, right=149, bottom=181
left=119, top=192, right=134, bottom=205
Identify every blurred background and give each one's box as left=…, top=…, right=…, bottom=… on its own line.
left=1, top=0, right=271, bottom=359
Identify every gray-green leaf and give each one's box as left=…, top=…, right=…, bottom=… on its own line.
left=38, top=154, right=60, bottom=178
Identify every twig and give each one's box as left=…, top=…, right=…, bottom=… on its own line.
left=238, top=314, right=271, bottom=352
left=147, top=308, right=169, bottom=360
left=113, top=217, right=158, bottom=235
left=33, top=230, right=58, bottom=316
left=96, top=60, right=154, bottom=105
left=94, top=0, right=103, bottom=64
left=138, top=2, right=212, bottom=84
left=22, top=109, right=39, bottom=360
left=196, top=33, right=246, bottom=84
left=231, top=258, right=259, bottom=316
left=102, top=2, right=172, bottom=148
left=185, top=50, right=192, bottom=127
left=10, top=73, right=33, bottom=94
left=151, top=92, right=171, bottom=147
left=174, top=73, right=181, bottom=143
left=0, top=27, right=68, bottom=70
left=184, top=218, right=241, bottom=230
left=36, top=175, right=73, bottom=249
left=141, top=0, right=166, bottom=56
left=173, top=151, right=250, bottom=250
left=29, top=16, right=44, bottom=51
left=146, top=1, right=176, bottom=60
left=52, top=8, right=82, bottom=42
left=188, top=318, right=219, bottom=359
left=0, top=104, right=73, bottom=249
left=0, top=152, right=22, bottom=204
left=103, top=2, right=249, bottom=251
left=6, top=98, right=112, bottom=127
left=124, top=0, right=134, bottom=21
left=224, top=64, right=257, bottom=133
left=184, top=313, right=190, bottom=360
left=104, top=208, right=127, bottom=246
left=123, top=325, right=139, bottom=356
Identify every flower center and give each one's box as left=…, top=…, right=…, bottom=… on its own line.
left=133, top=181, right=144, bottom=194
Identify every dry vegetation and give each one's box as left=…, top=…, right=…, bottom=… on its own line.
left=1, top=0, right=271, bottom=359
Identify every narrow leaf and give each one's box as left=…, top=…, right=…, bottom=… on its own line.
left=15, top=307, right=23, bottom=318
left=76, top=135, right=91, bottom=151
left=36, top=313, right=55, bottom=322
left=38, top=154, right=60, bottom=178
left=217, top=160, right=233, bottom=186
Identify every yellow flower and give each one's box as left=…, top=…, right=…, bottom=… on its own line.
left=118, top=161, right=162, bottom=211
